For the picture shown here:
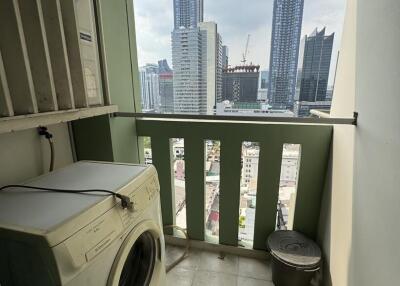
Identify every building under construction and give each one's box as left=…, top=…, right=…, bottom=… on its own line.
left=222, top=65, right=260, bottom=103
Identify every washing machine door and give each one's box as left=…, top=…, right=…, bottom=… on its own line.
left=107, top=220, right=162, bottom=286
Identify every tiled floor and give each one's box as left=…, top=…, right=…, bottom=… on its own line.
left=165, top=245, right=274, bottom=286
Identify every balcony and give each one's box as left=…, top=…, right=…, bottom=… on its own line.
left=1, top=0, right=399, bottom=285
left=134, top=115, right=333, bottom=250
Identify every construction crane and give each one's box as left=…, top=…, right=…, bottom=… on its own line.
left=241, top=34, right=251, bottom=65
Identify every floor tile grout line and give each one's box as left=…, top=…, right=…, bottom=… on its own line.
left=168, top=266, right=273, bottom=283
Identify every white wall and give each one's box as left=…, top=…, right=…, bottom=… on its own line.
left=320, top=0, right=400, bottom=285
left=318, top=125, right=355, bottom=286
left=318, top=0, right=357, bottom=285
left=0, top=123, right=74, bottom=186
left=351, top=0, right=400, bottom=284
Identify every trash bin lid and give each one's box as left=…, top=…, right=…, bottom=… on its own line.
left=267, top=230, right=321, bottom=269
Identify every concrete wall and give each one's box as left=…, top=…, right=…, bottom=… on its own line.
left=351, top=0, right=400, bottom=284
left=0, top=123, right=74, bottom=186
left=319, top=0, right=400, bottom=285
left=318, top=125, right=354, bottom=286
left=317, top=0, right=357, bottom=285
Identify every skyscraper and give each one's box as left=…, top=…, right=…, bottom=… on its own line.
left=173, top=0, right=204, bottom=29
left=222, top=45, right=229, bottom=69
left=139, top=64, right=160, bottom=112
left=158, top=59, right=172, bottom=73
left=158, top=60, right=174, bottom=113
left=268, top=0, right=304, bottom=109
left=172, top=0, right=205, bottom=114
left=172, top=0, right=221, bottom=114
left=296, top=28, right=334, bottom=102
left=199, top=22, right=223, bottom=109
left=172, top=28, right=207, bottom=114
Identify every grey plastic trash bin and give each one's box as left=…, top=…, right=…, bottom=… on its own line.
left=267, top=230, right=321, bottom=286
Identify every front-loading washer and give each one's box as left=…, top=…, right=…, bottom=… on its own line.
left=0, top=161, right=166, bottom=286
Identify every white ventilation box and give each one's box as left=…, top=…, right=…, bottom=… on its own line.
left=75, top=0, right=103, bottom=106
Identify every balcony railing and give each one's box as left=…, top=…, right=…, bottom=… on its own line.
left=135, top=117, right=332, bottom=250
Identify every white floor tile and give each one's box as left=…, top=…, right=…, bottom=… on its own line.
left=170, top=247, right=202, bottom=270
left=166, top=267, right=195, bottom=286
left=165, top=245, right=273, bottom=286
left=237, top=276, right=275, bottom=286
left=198, top=251, right=239, bottom=275
left=192, top=270, right=238, bottom=286
left=238, top=257, right=272, bottom=281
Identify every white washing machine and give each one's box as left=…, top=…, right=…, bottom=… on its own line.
left=0, top=161, right=166, bottom=286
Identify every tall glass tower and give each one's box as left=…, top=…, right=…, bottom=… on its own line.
left=297, top=28, right=334, bottom=102
left=268, top=0, right=304, bottom=109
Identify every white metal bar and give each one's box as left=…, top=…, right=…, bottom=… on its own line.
left=18, top=0, right=58, bottom=112
left=40, top=0, right=75, bottom=110
left=0, top=51, right=14, bottom=117
left=0, top=105, right=118, bottom=134
left=0, top=0, right=38, bottom=115
left=59, top=0, right=88, bottom=108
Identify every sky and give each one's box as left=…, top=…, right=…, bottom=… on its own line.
left=134, top=0, right=347, bottom=85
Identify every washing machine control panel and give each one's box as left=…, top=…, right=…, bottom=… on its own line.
left=119, top=176, right=159, bottom=228
left=59, top=174, right=160, bottom=269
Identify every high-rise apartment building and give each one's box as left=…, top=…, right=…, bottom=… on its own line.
left=296, top=28, right=334, bottom=102
left=173, top=0, right=204, bottom=29
left=199, top=22, right=223, bottom=109
left=158, top=60, right=174, bottom=113
left=172, top=0, right=221, bottom=114
left=268, top=0, right=304, bottom=109
left=172, top=28, right=207, bottom=114
left=139, top=64, right=160, bottom=112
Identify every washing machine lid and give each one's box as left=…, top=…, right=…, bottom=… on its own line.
left=0, top=161, right=151, bottom=241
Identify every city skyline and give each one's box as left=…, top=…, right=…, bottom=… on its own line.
left=134, top=0, right=346, bottom=86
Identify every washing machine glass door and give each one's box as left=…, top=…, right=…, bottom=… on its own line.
left=108, top=220, right=162, bottom=286
left=119, top=231, right=156, bottom=286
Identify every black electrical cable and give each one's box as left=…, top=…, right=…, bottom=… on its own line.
left=38, top=127, right=55, bottom=172
left=48, top=138, right=55, bottom=172
left=0, top=185, right=133, bottom=210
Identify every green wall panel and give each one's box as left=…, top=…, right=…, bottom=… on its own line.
left=219, top=139, right=242, bottom=246
left=151, top=137, right=175, bottom=234
left=184, top=137, right=206, bottom=240
left=74, top=0, right=141, bottom=163
left=72, top=115, right=114, bottom=162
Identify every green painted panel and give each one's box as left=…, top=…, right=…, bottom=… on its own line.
left=72, top=115, right=114, bottom=161
left=151, top=137, right=175, bottom=234
left=293, top=128, right=332, bottom=239
left=184, top=137, right=205, bottom=240
left=253, top=139, right=283, bottom=250
left=126, top=0, right=142, bottom=113
left=110, top=118, right=140, bottom=163
left=74, top=0, right=141, bottom=163
left=136, top=119, right=333, bottom=243
left=97, top=0, right=135, bottom=111
left=219, top=139, right=242, bottom=246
